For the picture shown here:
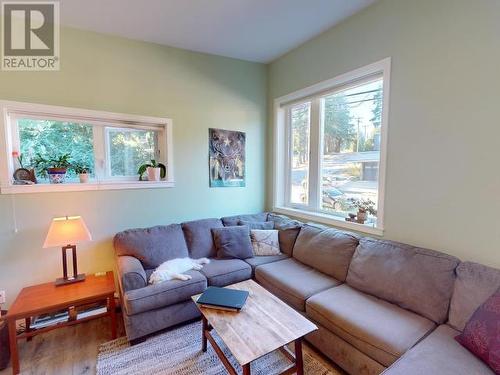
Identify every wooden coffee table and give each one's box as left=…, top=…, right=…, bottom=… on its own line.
left=192, top=279, right=317, bottom=375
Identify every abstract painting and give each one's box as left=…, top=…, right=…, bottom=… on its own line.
left=209, top=128, right=245, bottom=187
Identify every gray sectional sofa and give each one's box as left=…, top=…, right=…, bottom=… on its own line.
left=113, top=212, right=499, bottom=375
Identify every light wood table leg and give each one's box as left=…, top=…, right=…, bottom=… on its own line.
left=242, top=363, right=251, bottom=375
left=108, top=296, right=117, bottom=339
left=295, top=338, right=304, bottom=375
left=8, top=319, right=19, bottom=375
left=24, top=317, right=32, bottom=342
left=202, top=315, right=208, bottom=352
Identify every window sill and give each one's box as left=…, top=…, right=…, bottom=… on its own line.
left=0, top=180, right=175, bottom=194
left=273, top=206, right=384, bottom=236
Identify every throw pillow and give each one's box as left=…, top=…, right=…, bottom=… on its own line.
left=455, top=288, right=500, bottom=374
left=238, top=220, right=274, bottom=230
left=250, top=230, right=281, bottom=256
left=211, top=226, right=254, bottom=259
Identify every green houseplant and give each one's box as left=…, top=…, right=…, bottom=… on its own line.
left=33, top=153, right=72, bottom=184
left=137, top=160, right=166, bottom=182
left=73, top=163, right=91, bottom=183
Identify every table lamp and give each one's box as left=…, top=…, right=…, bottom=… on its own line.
left=43, top=216, right=92, bottom=286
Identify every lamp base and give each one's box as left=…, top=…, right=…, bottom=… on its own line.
left=55, top=273, right=86, bottom=286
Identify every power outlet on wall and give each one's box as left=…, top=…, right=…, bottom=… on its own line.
left=0, top=290, right=5, bottom=304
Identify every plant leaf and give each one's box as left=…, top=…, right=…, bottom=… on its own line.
left=158, top=163, right=167, bottom=179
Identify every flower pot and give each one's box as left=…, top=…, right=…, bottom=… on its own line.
left=147, top=167, right=161, bottom=182
left=357, top=210, right=367, bottom=223
left=47, top=168, right=67, bottom=184
left=79, top=173, right=90, bottom=183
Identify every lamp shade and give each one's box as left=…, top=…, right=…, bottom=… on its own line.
left=43, top=216, right=92, bottom=248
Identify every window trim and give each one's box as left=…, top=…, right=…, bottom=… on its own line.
left=0, top=100, right=174, bottom=194
left=273, top=58, right=391, bottom=235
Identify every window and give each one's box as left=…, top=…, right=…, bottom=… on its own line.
left=289, top=102, right=311, bottom=205
left=274, top=59, right=390, bottom=234
left=0, top=101, right=173, bottom=193
left=106, top=127, right=158, bottom=178
left=17, top=118, right=96, bottom=180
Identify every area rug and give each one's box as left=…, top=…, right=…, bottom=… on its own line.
left=97, top=321, right=334, bottom=375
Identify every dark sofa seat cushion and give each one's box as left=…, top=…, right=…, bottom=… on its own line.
left=307, top=284, right=436, bottom=367
left=267, top=213, right=302, bottom=256
left=221, top=213, right=269, bottom=227
left=448, top=261, right=500, bottom=331
left=382, top=325, right=494, bottom=375
left=255, top=258, right=339, bottom=311
left=181, top=218, right=224, bottom=259
left=346, top=237, right=460, bottom=324
left=293, top=225, right=358, bottom=282
left=244, top=254, right=289, bottom=275
left=199, top=259, right=251, bottom=287
left=114, top=224, right=189, bottom=269
left=123, top=270, right=207, bottom=316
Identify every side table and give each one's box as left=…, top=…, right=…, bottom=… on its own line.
left=5, top=271, right=117, bottom=374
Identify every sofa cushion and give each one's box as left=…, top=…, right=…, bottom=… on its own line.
left=255, top=258, right=339, bottom=311
left=306, top=284, right=436, bottom=367
left=455, top=288, right=500, bottom=373
left=449, top=262, right=500, bottom=331
left=244, top=254, right=289, bottom=274
left=221, top=213, right=268, bottom=227
left=123, top=270, right=207, bottom=315
left=267, top=213, right=303, bottom=256
left=199, top=258, right=252, bottom=287
left=293, top=225, right=358, bottom=282
left=346, top=237, right=460, bottom=324
left=114, top=224, right=189, bottom=269
left=212, top=226, right=254, bottom=259
left=238, top=220, right=274, bottom=230
left=250, top=230, right=281, bottom=256
left=181, top=218, right=224, bottom=259
left=382, top=325, right=494, bottom=375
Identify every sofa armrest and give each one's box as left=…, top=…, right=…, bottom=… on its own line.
left=117, top=256, right=148, bottom=292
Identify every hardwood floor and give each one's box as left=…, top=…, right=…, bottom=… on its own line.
left=0, top=316, right=124, bottom=375
left=0, top=314, right=344, bottom=375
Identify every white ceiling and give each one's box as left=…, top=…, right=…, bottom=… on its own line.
left=59, top=0, right=376, bottom=63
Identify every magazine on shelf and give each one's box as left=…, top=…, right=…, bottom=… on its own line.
left=77, top=306, right=107, bottom=319
left=30, top=309, right=69, bottom=329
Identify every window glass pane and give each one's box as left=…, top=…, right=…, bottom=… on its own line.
left=320, top=78, right=383, bottom=226
left=18, top=118, right=94, bottom=181
left=108, top=128, right=157, bottom=177
left=290, top=102, right=310, bottom=205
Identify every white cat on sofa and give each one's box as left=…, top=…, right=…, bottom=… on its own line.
left=149, top=257, right=210, bottom=284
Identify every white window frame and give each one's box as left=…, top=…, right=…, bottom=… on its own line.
left=0, top=100, right=174, bottom=194
left=273, top=58, right=391, bottom=235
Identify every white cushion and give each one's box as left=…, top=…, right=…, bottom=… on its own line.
left=250, top=229, right=281, bottom=256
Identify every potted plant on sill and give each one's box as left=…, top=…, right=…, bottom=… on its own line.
left=73, top=164, right=91, bottom=183
left=33, top=153, right=72, bottom=184
left=138, top=160, right=166, bottom=182
left=349, top=198, right=377, bottom=224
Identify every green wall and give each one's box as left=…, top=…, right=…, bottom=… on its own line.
left=0, top=28, right=267, bottom=306
left=267, top=0, right=500, bottom=267
left=2, top=0, right=499, bottom=306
